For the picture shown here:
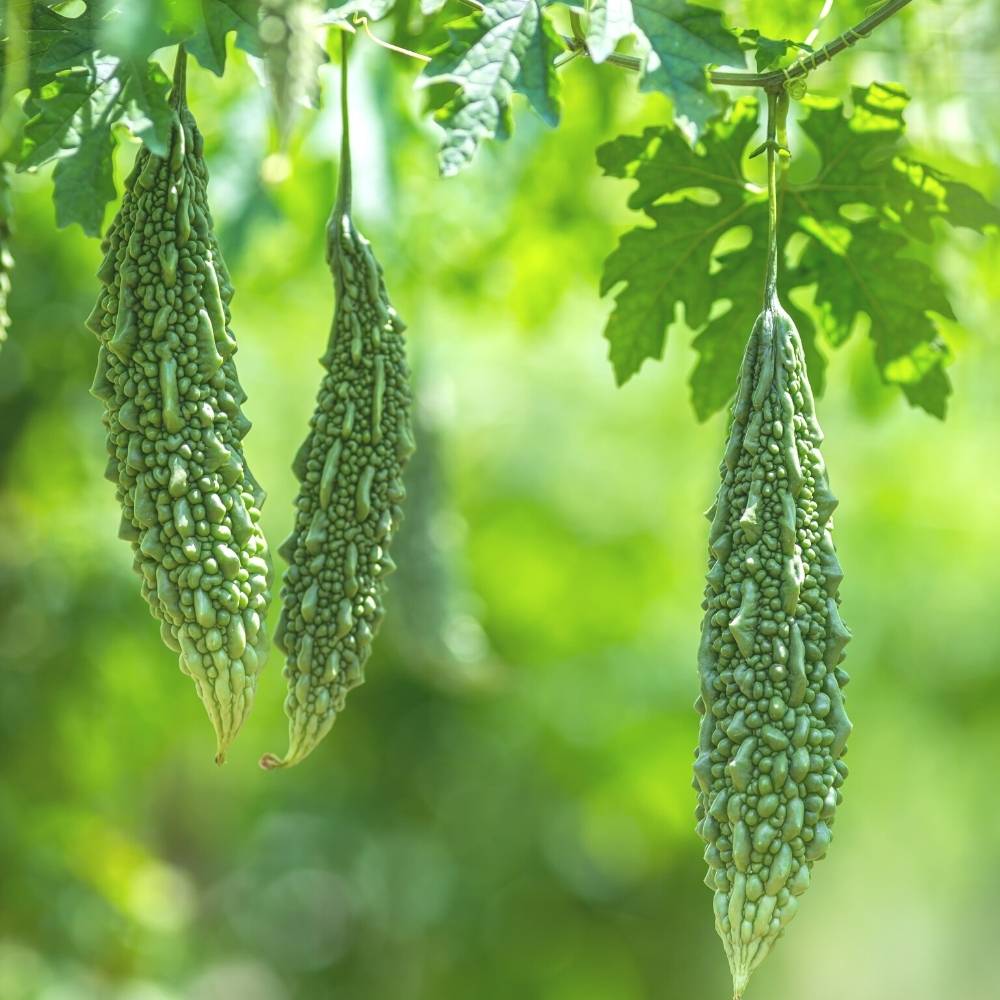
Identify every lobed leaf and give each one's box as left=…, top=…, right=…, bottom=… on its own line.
left=738, top=28, right=810, bottom=72
left=165, top=0, right=263, bottom=75
left=19, top=51, right=172, bottom=235
left=418, top=0, right=562, bottom=176
left=631, top=0, right=744, bottom=139
left=598, top=83, right=998, bottom=419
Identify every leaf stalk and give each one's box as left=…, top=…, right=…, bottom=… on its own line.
left=561, top=0, right=914, bottom=90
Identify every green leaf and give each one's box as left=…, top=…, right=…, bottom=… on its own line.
left=631, top=0, right=744, bottom=139
left=0, top=6, right=96, bottom=87
left=168, top=0, right=262, bottom=75
left=687, top=243, right=764, bottom=419
left=117, top=57, right=174, bottom=153
left=597, top=98, right=759, bottom=385
left=796, top=220, right=954, bottom=417
left=51, top=104, right=117, bottom=236
left=739, top=28, right=809, bottom=72
left=598, top=83, right=994, bottom=419
left=97, top=0, right=175, bottom=62
left=20, top=57, right=123, bottom=235
left=514, top=7, right=562, bottom=127
left=418, top=0, right=562, bottom=176
left=797, top=83, right=1000, bottom=241
left=586, top=0, right=635, bottom=64
left=20, top=59, right=114, bottom=170
left=19, top=51, right=173, bottom=234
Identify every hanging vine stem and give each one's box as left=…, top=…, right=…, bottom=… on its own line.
left=172, top=44, right=188, bottom=107
left=324, top=32, right=357, bottom=268
left=762, top=89, right=786, bottom=302
left=352, top=15, right=430, bottom=64
left=558, top=0, right=914, bottom=89
left=714, top=0, right=914, bottom=91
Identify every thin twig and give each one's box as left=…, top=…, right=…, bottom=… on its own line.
left=557, top=0, right=912, bottom=87
left=354, top=16, right=431, bottom=63
left=710, top=0, right=914, bottom=91
left=558, top=33, right=643, bottom=72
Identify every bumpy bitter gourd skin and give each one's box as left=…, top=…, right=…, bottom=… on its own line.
left=694, top=287, right=852, bottom=996
left=262, top=218, right=413, bottom=769
left=261, top=46, right=414, bottom=770
left=87, top=58, right=272, bottom=761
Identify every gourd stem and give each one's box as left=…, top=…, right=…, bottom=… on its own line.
left=326, top=35, right=352, bottom=264
left=764, top=90, right=781, bottom=303
left=172, top=45, right=188, bottom=108
left=336, top=35, right=352, bottom=221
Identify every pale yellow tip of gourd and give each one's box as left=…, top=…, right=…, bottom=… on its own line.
left=730, top=955, right=752, bottom=1000
left=258, top=752, right=288, bottom=771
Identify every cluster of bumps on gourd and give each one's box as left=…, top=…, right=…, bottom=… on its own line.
left=694, top=288, right=852, bottom=996
left=87, top=70, right=412, bottom=769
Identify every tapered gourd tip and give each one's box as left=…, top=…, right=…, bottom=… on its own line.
left=731, top=967, right=751, bottom=999
left=214, top=729, right=234, bottom=765
left=205, top=706, right=245, bottom=766
left=259, top=742, right=311, bottom=771
left=260, top=747, right=306, bottom=771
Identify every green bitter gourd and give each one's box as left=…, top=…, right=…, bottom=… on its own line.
left=261, top=44, right=413, bottom=770
left=694, top=93, right=852, bottom=998
left=87, top=51, right=272, bottom=762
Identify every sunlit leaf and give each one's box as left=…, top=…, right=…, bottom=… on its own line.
left=586, top=0, right=635, bottom=64
left=417, top=0, right=562, bottom=176
left=632, top=0, right=744, bottom=138
left=598, top=83, right=996, bottom=419
left=19, top=53, right=172, bottom=235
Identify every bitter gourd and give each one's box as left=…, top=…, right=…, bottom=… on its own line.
left=0, top=163, right=12, bottom=350
left=87, top=51, right=272, bottom=762
left=261, top=44, right=413, bottom=770
left=694, top=93, right=852, bottom=998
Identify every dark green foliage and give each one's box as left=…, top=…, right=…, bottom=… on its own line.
left=599, top=86, right=1000, bottom=420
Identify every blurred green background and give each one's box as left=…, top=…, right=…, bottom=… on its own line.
left=1, top=2, right=999, bottom=998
